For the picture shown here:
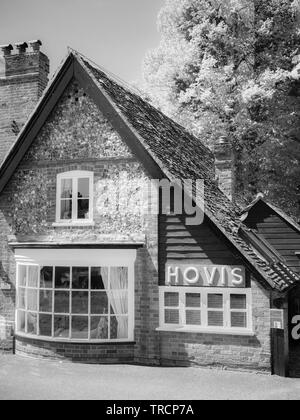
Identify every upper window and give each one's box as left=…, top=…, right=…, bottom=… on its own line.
left=56, top=171, right=93, bottom=224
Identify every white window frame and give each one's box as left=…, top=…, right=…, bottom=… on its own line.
left=54, top=171, right=94, bottom=226
left=15, top=248, right=135, bottom=343
left=158, top=286, right=253, bottom=336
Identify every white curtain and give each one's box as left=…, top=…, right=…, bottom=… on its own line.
left=103, top=267, right=128, bottom=339
left=26, top=266, right=39, bottom=334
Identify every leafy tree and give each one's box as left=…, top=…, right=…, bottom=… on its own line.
left=143, top=0, right=300, bottom=220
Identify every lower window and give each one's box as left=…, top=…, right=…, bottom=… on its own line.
left=159, top=287, right=252, bottom=333
left=16, top=264, right=132, bottom=341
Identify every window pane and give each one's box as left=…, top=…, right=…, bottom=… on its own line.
left=110, top=267, right=128, bottom=289
left=109, top=291, right=128, bottom=315
left=165, top=309, right=179, bottom=324
left=78, top=178, right=89, bottom=198
left=208, top=311, right=223, bottom=326
left=17, top=310, right=26, bottom=333
left=18, top=288, right=26, bottom=309
left=54, top=315, right=69, bottom=338
left=60, top=199, right=72, bottom=220
left=90, top=316, right=108, bottom=339
left=27, top=289, right=38, bottom=311
left=91, top=292, right=108, bottom=314
left=91, top=267, right=107, bottom=290
left=39, top=290, right=52, bottom=313
left=18, top=265, right=27, bottom=287
left=230, top=294, right=247, bottom=310
left=61, top=178, right=72, bottom=198
left=110, top=316, right=128, bottom=339
left=186, top=310, right=201, bottom=325
left=39, top=314, right=52, bottom=337
left=55, top=267, right=70, bottom=289
left=72, top=291, right=88, bottom=314
left=231, top=312, right=247, bottom=328
left=164, top=292, right=179, bottom=307
left=208, top=294, right=223, bottom=309
left=72, top=267, right=89, bottom=289
left=186, top=293, right=201, bottom=308
left=54, top=291, right=70, bottom=313
left=40, top=267, right=53, bottom=288
left=27, top=312, right=37, bottom=335
left=77, top=199, right=89, bottom=219
left=28, top=266, right=39, bottom=288
left=71, top=316, right=88, bottom=339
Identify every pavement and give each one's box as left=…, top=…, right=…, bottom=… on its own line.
left=0, top=353, right=299, bottom=400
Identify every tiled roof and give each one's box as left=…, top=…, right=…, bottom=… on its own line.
left=241, top=194, right=300, bottom=233
left=78, top=53, right=299, bottom=292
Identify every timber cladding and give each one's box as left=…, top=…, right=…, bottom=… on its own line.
left=244, top=200, right=300, bottom=274
left=158, top=213, right=245, bottom=286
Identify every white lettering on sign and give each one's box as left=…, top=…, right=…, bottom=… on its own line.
left=167, top=266, right=179, bottom=285
left=166, top=265, right=246, bottom=288
left=204, top=266, right=217, bottom=286
left=183, top=267, right=199, bottom=284
left=292, top=315, right=300, bottom=340
left=232, top=268, right=244, bottom=286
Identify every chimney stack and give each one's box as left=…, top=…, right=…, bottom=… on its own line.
left=0, top=44, right=13, bottom=56
left=0, top=40, right=49, bottom=163
left=14, top=42, right=28, bottom=54
left=214, top=136, right=235, bottom=201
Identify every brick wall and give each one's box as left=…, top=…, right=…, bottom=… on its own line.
left=159, top=278, right=272, bottom=373
left=15, top=335, right=135, bottom=363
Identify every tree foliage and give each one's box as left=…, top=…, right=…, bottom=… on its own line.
left=143, top=0, right=300, bottom=219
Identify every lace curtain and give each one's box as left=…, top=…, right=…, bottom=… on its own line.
left=102, top=267, right=128, bottom=339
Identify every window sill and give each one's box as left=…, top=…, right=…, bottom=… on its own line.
left=15, top=333, right=135, bottom=345
left=52, top=221, right=95, bottom=228
left=156, top=327, right=255, bottom=336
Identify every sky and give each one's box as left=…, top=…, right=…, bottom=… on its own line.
left=0, top=0, right=165, bottom=83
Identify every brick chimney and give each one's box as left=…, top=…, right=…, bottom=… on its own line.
left=0, top=40, right=49, bottom=163
left=214, top=136, right=235, bottom=201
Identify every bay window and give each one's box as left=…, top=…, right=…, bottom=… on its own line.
left=159, top=287, right=252, bottom=334
left=15, top=249, right=135, bottom=342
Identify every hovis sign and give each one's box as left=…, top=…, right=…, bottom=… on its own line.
left=166, top=264, right=246, bottom=288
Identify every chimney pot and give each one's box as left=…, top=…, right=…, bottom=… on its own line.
left=14, top=42, right=28, bottom=54
left=0, top=44, right=13, bottom=56
left=29, top=40, right=42, bottom=52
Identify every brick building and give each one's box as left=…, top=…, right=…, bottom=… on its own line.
left=0, top=41, right=300, bottom=376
